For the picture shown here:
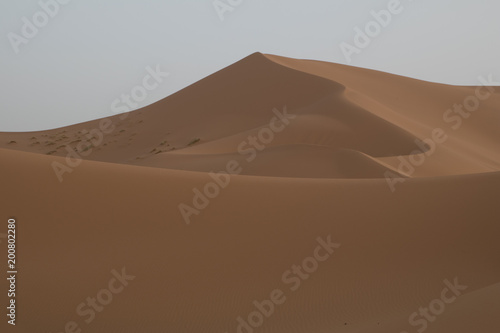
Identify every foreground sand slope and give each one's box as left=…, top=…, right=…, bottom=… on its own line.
left=1, top=148, right=500, bottom=332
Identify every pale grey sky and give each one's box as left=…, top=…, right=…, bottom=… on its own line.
left=1, top=0, right=499, bottom=131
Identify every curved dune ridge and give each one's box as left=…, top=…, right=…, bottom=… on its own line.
left=1, top=53, right=500, bottom=333
left=2, top=52, right=500, bottom=179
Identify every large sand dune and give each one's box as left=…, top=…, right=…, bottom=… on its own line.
left=1, top=53, right=499, bottom=332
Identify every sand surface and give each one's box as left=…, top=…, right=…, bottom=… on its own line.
left=1, top=53, right=499, bottom=332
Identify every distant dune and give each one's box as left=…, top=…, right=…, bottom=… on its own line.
left=1, top=53, right=499, bottom=333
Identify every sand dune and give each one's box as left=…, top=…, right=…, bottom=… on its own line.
left=133, top=145, right=407, bottom=179
left=2, top=53, right=499, bottom=177
left=1, top=53, right=499, bottom=332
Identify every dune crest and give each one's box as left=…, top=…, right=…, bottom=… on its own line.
left=2, top=52, right=499, bottom=179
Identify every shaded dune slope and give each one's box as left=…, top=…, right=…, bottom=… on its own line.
left=5, top=52, right=498, bottom=178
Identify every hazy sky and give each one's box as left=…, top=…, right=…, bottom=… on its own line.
left=1, top=0, right=499, bottom=131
